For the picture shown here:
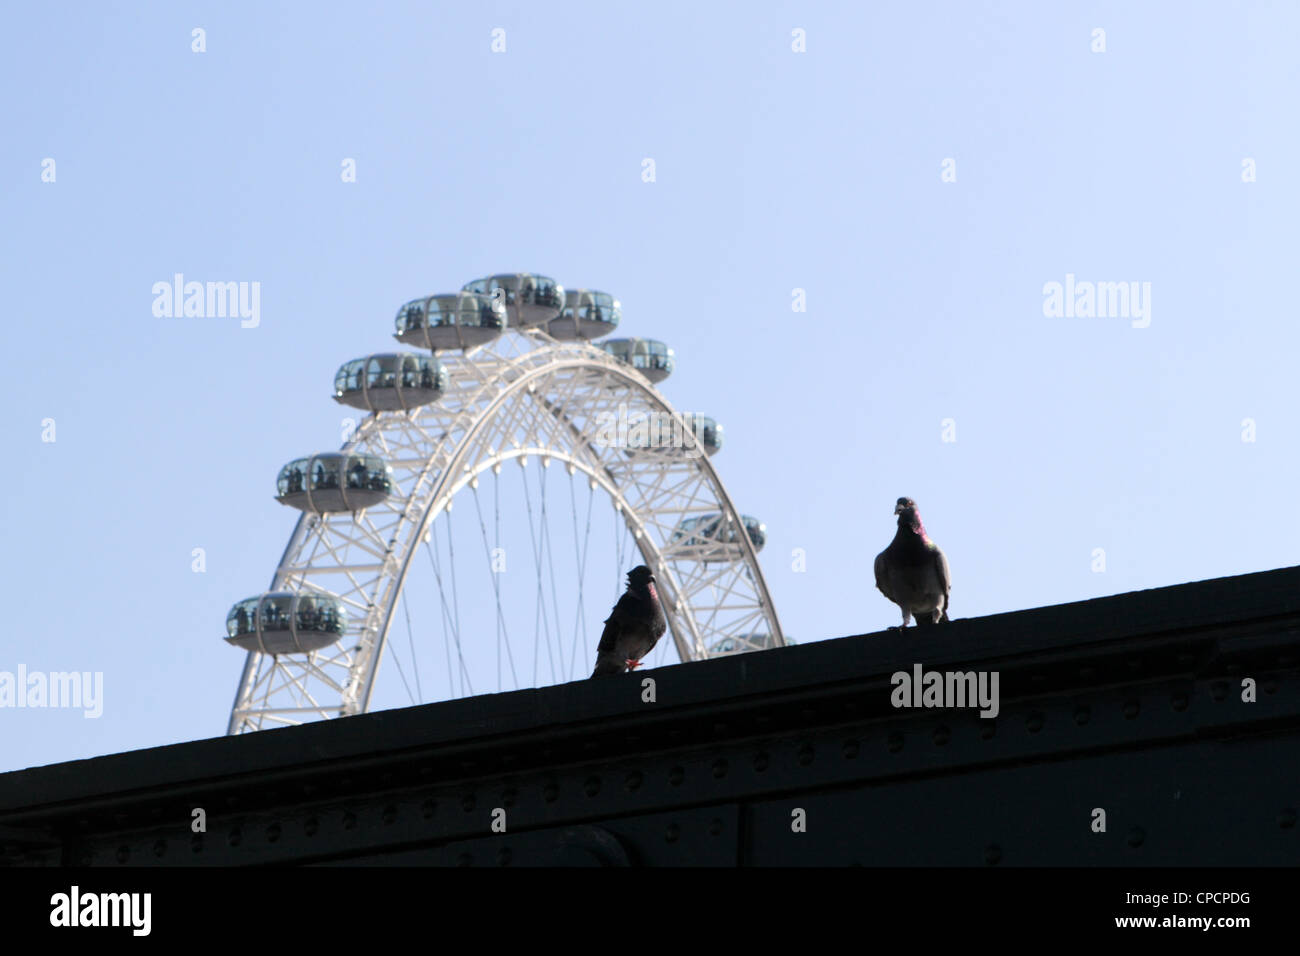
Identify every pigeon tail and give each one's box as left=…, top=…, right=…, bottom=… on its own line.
left=591, top=655, right=626, bottom=677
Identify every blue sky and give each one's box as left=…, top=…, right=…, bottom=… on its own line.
left=2, top=1, right=1297, bottom=773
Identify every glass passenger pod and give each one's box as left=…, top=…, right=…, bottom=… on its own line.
left=333, top=353, right=448, bottom=412
left=599, top=338, right=674, bottom=384
left=276, top=452, right=395, bottom=513
left=668, top=513, right=766, bottom=560
left=623, top=411, right=722, bottom=459
left=394, top=292, right=505, bottom=351
left=461, top=273, right=564, bottom=330
left=225, top=591, right=348, bottom=655
left=680, top=414, right=723, bottom=457
left=708, top=632, right=796, bottom=656
left=547, top=289, right=621, bottom=341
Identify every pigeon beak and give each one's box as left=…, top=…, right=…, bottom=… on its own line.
left=894, top=504, right=905, bottom=515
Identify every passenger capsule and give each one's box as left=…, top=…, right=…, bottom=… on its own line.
left=276, top=453, right=395, bottom=513
left=333, top=353, right=448, bottom=411
left=679, top=414, right=722, bottom=456
left=394, top=292, right=505, bottom=351
left=462, top=273, right=564, bottom=330
left=225, top=592, right=347, bottom=654
left=669, top=512, right=766, bottom=559
left=599, top=337, right=674, bottom=383
left=708, top=633, right=795, bottom=656
left=624, top=411, right=723, bottom=458
left=547, top=289, right=620, bottom=341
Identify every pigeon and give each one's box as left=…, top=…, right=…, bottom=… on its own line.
left=874, top=497, right=951, bottom=629
left=591, top=565, right=668, bottom=677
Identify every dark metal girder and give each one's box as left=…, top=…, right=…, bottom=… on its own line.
left=2, top=566, right=1298, bottom=866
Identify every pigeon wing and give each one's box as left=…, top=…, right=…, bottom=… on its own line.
left=932, top=542, right=951, bottom=616
left=874, top=549, right=899, bottom=604
left=597, top=592, right=641, bottom=653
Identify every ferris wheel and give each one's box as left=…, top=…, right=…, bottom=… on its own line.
left=223, top=274, right=785, bottom=734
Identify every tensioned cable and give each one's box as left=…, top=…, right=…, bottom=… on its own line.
left=471, top=475, right=518, bottom=691
left=425, top=520, right=473, bottom=697
left=519, top=461, right=557, bottom=685
left=613, top=496, right=623, bottom=597
left=424, top=523, right=457, bottom=699
left=567, top=472, right=595, bottom=677
left=446, top=497, right=466, bottom=693
left=495, top=470, right=514, bottom=689
left=536, top=462, right=568, bottom=680
left=399, top=589, right=421, bottom=703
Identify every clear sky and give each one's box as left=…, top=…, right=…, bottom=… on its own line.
left=2, top=1, right=1297, bottom=774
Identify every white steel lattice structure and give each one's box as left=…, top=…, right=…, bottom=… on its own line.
left=227, top=325, right=784, bottom=734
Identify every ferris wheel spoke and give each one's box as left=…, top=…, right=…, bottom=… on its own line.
left=399, top=589, right=422, bottom=704
left=470, top=477, right=518, bottom=692
left=614, top=497, right=628, bottom=595
left=536, top=460, right=570, bottom=681
left=386, top=635, right=418, bottom=707
left=519, top=460, right=559, bottom=686
left=423, top=524, right=473, bottom=699
left=445, top=499, right=467, bottom=694
left=537, top=468, right=567, bottom=681
left=566, top=473, right=594, bottom=679
left=434, top=531, right=456, bottom=700
left=493, top=471, right=518, bottom=689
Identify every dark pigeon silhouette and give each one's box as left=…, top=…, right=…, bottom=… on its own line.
left=874, top=497, right=951, bottom=629
left=591, top=565, right=667, bottom=676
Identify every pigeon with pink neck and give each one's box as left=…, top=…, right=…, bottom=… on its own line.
left=873, top=497, right=951, bottom=630
left=591, top=565, right=668, bottom=676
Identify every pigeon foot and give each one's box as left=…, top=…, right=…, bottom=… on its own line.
left=625, top=659, right=642, bottom=670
